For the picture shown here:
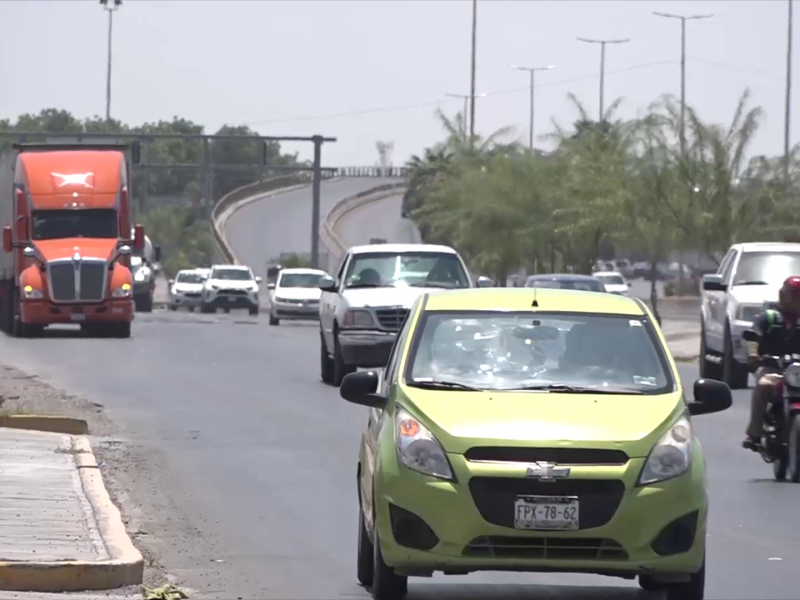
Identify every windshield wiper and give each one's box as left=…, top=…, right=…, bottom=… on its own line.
left=508, top=384, right=644, bottom=395
left=406, top=380, right=480, bottom=391
left=733, top=280, right=769, bottom=286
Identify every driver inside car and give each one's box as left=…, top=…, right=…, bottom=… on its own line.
left=744, top=275, right=800, bottom=451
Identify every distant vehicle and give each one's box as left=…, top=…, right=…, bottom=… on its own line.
left=168, top=268, right=209, bottom=312
left=267, top=267, right=327, bottom=326
left=200, top=264, right=262, bottom=316
left=593, top=271, right=630, bottom=295
left=525, top=273, right=607, bottom=293
left=701, top=242, right=800, bottom=389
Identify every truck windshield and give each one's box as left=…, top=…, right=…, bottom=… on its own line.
left=32, top=209, right=118, bottom=240
left=344, top=252, right=469, bottom=289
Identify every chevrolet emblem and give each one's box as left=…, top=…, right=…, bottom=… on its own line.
left=525, top=462, right=571, bottom=481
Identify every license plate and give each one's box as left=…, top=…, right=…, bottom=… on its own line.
left=70, top=313, right=86, bottom=322
left=514, top=495, right=579, bottom=531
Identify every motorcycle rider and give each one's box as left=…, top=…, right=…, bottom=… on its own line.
left=743, top=275, right=800, bottom=450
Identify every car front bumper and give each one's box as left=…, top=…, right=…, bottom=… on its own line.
left=339, top=329, right=396, bottom=368
left=203, top=291, right=259, bottom=309
left=170, top=292, right=203, bottom=307
left=373, top=451, right=707, bottom=579
left=271, top=300, right=319, bottom=320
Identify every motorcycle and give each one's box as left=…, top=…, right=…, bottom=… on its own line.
left=742, top=329, right=800, bottom=481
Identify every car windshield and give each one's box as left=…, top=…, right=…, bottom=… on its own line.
left=733, top=252, right=800, bottom=285
left=176, top=272, right=206, bottom=284
left=596, top=274, right=625, bottom=286
left=32, top=208, right=118, bottom=240
left=526, top=278, right=605, bottom=292
left=344, top=252, right=469, bottom=289
left=405, top=312, right=672, bottom=394
left=211, top=268, right=253, bottom=281
left=280, top=273, right=323, bottom=288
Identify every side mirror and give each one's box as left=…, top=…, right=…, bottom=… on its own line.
left=688, top=378, right=733, bottom=416
left=266, top=282, right=275, bottom=290
left=702, top=274, right=726, bottom=292
left=255, top=276, right=263, bottom=284
left=133, top=224, right=145, bottom=251
left=2, top=226, right=12, bottom=253
left=340, top=371, right=386, bottom=409
left=319, top=275, right=337, bottom=292
left=154, top=245, right=162, bottom=262
left=742, top=329, right=759, bottom=343
left=476, top=276, right=494, bottom=288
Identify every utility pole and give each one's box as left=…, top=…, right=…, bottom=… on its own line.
left=446, top=92, right=486, bottom=130
left=469, top=0, right=478, bottom=142
left=786, top=0, right=794, bottom=181
left=510, top=64, right=555, bottom=151
left=653, top=12, right=713, bottom=153
left=576, top=37, right=630, bottom=120
left=100, top=0, right=123, bottom=122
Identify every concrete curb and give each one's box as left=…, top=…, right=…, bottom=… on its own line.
left=0, top=437, right=143, bottom=592
left=0, top=415, right=88, bottom=435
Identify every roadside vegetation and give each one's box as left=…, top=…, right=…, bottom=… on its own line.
left=0, top=109, right=302, bottom=274
left=404, top=89, right=797, bottom=317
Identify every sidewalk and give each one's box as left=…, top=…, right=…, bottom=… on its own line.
left=0, top=428, right=142, bottom=592
left=659, top=318, right=700, bottom=362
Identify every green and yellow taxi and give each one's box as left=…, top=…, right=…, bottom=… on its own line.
left=339, top=287, right=732, bottom=600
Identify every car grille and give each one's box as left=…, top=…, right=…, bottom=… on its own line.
left=48, top=260, right=106, bottom=302
left=468, top=477, right=625, bottom=531
left=220, top=289, right=247, bottom=296
left=463, top=536, right=627, bottom=560
left=464, top=447, right=629, bottom=466
left=184, top=292, right=201, bottom=298
left=376, top=307, right=409, bottom=331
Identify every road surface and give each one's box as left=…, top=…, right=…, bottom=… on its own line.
left=0, top=181, right=792, bottom=599
left=335, top=191, right=420, bottom=245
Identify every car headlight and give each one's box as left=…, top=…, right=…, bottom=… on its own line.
left=736, top=303, right=761, bottom=323
left=274, top=296, right=288, bottom=303
left=638, top=415, right=692, bottom=486
left=786, top=363, right=800, bottom=388
left=395, top=408, right=454, bottom=481
left=22, top=285, right=43, bottom=299
left=112, top=283, right=132, bottom=298
left=342, top=309, right=375, bottom=328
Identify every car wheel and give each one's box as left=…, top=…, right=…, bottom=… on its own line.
left=722, top=324, right=749, bottom=390
left=200, top=303, right=214, bottom=314
left=638, top=575, right=665, bottom=591
left=665, top=559, right=705, bottom=600
left=249, top=306, right=260, bottom=316
left=699, top=319, right=722, bottom=380
left=269, top=313, right=280, bottom=326
left=320, top=331, right=335, bottom=384
left=371, top=525, right=407, bottom=600
left=357, top=501, right=374, bottom=586
left=332, top=330, right=356, bottom=387
left=168, top=304, right=177, bottom=311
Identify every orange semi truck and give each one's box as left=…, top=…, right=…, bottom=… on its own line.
left=0, top=143, right=146, bottom=338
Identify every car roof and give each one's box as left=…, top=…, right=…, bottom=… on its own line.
left=593, top=271, right=624, bottom=277
left=527, top=273, right=600, bottom=281
left=349, top=243, right=458, bottom=255
left=211, top=264, right=251, bottom=270
left=279, top=268, right=326, bottom=275
left=423, top=288, right=646, bottom=316
left=734, top=242, right=800, bottom=253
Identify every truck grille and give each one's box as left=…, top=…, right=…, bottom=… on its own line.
left=376, top=307, right=409, bottom=331
left=48, top=260, right=107, bottom=302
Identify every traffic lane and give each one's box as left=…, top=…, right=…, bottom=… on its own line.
left=336, top=191, right=420, bottom=246
left=677, top=364, right=800, bottom=599
left=224, top=178, right=403, bottom=279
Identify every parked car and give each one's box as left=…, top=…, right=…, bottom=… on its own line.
left=525, top=273, right=607, bottom=293
left=268, top=267, right=327, bottom=326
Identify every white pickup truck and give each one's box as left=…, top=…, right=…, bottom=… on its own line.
left=318, top=243, right=492, bottom=386
left=700, top=242, right=800, bottom=389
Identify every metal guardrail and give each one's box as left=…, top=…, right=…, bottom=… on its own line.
left=334, top=167, right=409, bottom=178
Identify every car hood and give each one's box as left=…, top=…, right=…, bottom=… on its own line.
left=174, top=283, right=204, bottom=293
left=729, top=283, right=779, bottom=306
left=400, top=388, right=684, bottom=458
left=207, top=279, right=256, bottom=290
left=34, top=238, right=118, bottom=262
left=343, top=286, right=450, bottom=308
left=275, top=288, right=321, bottom=300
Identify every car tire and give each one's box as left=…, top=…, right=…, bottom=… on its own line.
left=357, top=502, right=374, bottom=586
left=665, top=559, right=705, bottom=600
left=699, top=319, right=722, bottom=380
left=269, top=314, right=280, bottom=326
left=638, top=575, right=664, bottom=592
left=722, top=324, right=749, bottom=390
left=332, top=330, right=356, bottom=387
left=110, top=322, right=132, bottom=338
left=168, top=304, right=177, bottom=311
left=371, top=527, right=408, bottom=600
left=200, top=303, right=214, bottom=314
left=320, top=331, right=335, bottom=385
left=249, top=306, right=260, bottom=316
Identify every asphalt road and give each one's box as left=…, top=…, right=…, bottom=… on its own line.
left=335, top=191, right=420, bottom=246
left=224, top=177, right=403, bottom=277
left=0, top=309, right=795, bottom=599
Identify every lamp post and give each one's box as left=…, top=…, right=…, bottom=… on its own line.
left=785, top=0, right=794, bottom=181
left=100, top=0, right=123, bottom=122
left=469, top=0, right=478, bottom=142
left=510, top=64, right=555, bottom=151
left=576, top=37, right=630, bottom=120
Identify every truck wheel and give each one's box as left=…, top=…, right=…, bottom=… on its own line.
left=722, top=325, right=749, bottom=390
left=699, top=320, right=722, bottom=380
left=332, top=331, right=356, bottom=387
left=320, top=331, right=334, bottom=384
left=111, top=322, right=132, bottom=338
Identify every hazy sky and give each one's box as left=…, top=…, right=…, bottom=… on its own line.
left=0, top=0, right=793, bottom=166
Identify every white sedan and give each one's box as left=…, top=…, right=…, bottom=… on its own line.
left=268, top=268, right=327, bottom=326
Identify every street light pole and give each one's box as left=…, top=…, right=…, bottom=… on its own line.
left=100, top=0, right=122, bottom=122
left=469, top=0, right=478, bottom=142
left=785, top=0, right=794, bottom=181
left=653, top=11, right=713, bottom=153
left=510, top=65, right=555, bottom=151
left=576, top=37, right=630, bottom=120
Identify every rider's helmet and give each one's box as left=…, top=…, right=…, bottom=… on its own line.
left=779, top=276, right=800, bottom=321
